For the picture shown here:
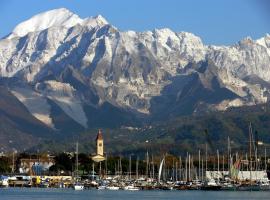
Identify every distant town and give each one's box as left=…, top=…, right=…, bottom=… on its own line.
left=1, top=126, right=270, bottom=191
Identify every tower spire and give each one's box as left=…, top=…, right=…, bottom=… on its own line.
left=92, top=129, right=105, bottom=162
left=96, top=129, right=104, bottom=156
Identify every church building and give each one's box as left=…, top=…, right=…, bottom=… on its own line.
left=92, top=129, right=106, bottom=162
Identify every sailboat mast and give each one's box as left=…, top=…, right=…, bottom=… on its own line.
left=136, top=156, right=139, bottom=180
left=120, top=156, right=122, bottom=177
left=92, top=163, right=95, bottom=179
left=12, top=151, right=15, bottom=174
left=205, top=144, right=208, bottom=175
left=175, top=160, right=178, bottom=181
left=185, top=155, right=188, bottom=182
left=146, top=151, right=149, bottom=178
left=249, top=123, right=252, bottom=184
left=265, top=147, right=267, bottom=171
left=129, top=155, right=132, bottom=180
left=228, top=136, right=231, bottom=172
left=172, top=159, right=174, bottom=181
left=117, top=159, right=119, bottom=175
left=188, top=153, right=191, bottom=181
left=199, top=150, right=201, bottom=181
left=201, top=158, right=204, bottom=181
left=246, top=153, right=248, bottom=171
left=217, top=149, right=219, bottom=181
left=76, top=142, right=79, bottom=179
left=152, top=155, right=154, bottom=180
left=179, top=156, right=182, bottom=181
left=105, top=154, right=108, bottom=178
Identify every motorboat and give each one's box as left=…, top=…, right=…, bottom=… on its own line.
left=106, top=185, right=120, bottom=190
left=220, top=182, right=236, bottom=191
left=0, top=176, right=9, bottom=187
left=74, top=183, right=84, bottom=190
left=201, top=179, right=221, bottom=190
left=124, top=184, right=140, bottom=191
left=97, top=185, right=106, bottom=190
left=258, top=178, right=270, bottom=191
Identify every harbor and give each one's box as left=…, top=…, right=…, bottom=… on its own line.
left=1, top=126, right=270, bottom=192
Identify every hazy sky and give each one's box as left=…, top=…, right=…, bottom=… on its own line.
left=0, top=0, right=269, bottom=45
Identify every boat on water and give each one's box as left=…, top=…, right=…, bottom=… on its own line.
left=106, top=186, right=120, bottom=190
left=258, top=179, right=270, bottom=191
left=90, top=180, right=99, bottom=187
left=174, top=181, right=189, bottom=190
left=97, top=185, right=106, bottom=190
left=201, top=179, right=221, bottom=190
left=237, top=183, right=260, bottom=191
left=124, top=184, right=140, bottom=191
left=74, top=183, right=84, bottom=191
left=0, top=176, right=9, bottom=187
left=140, top=184, right=155, bottom=190
left=220, top=181, right=236, bottom=191
left=187, top=179, right=202, bottom=190
left=235, top=123, right=267, bottom=192
left=159, top=185, right=174, bottom=190
left=73, top=142, right=84, bottom=191
left=39, top=181, right=50, bottom=188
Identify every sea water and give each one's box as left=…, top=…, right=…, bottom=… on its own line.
left=1, top=188, right=270, bottom=200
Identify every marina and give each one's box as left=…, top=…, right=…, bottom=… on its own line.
left=1, top=125, right=270, bottom=192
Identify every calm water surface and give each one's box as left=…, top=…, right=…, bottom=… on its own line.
left=1, top=188, right=270, bottom=200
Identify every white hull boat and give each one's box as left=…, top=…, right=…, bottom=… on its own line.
left=124, top=185, right=140, bottom=191
left=97, top=185, right=106, bottom=190
left=0, top=179, right=9, bottom=187
left=74, top=184, right=84, bottom=190
left=106, top=186, right=120, bottom=190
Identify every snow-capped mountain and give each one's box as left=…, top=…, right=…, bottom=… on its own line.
left=0, top=8, right=270, bottom=132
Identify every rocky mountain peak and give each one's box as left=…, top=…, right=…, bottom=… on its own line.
left=0, top=8, right=270, bottom=131
left=7, top=8, right=83, bottom=39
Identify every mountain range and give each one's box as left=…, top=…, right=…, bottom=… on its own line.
left=0, top=8, right=270, bottom=151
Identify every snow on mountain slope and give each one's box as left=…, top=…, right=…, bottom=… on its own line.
left=8, top=8, right=82, bottom=39
left=0, top=8, right=270, bottom=128
left=256, top=34, right=270, bottom=57
left=0, top=26, right=70, bottom=79
left=82, top=15, right=109, bottom=28
left=208, top=35, right=270, bottom=82
left=7, top=8, right=109, bottom=40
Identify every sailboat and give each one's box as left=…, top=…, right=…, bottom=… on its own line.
left=237, top=123, right=260, bottom=191
left=158, top=156, right=165, bottom=183
left=73, top=142, right=84, bottom=191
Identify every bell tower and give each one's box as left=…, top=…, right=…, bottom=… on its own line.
left=92, top=129, right=105, bottom=162
left=96, top=129, right=104, bottom=156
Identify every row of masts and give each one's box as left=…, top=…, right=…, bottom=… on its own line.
left=85, top=123, right=268, bottom=183
left=95, top=134, right=268, bottom=183
left=95, top=145, right=268, bottom=182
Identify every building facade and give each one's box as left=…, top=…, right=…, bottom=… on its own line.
left=92, top=129, right=105, bottom=162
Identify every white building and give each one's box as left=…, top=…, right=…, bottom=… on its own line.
left=206, top=170, right=268, bottom=181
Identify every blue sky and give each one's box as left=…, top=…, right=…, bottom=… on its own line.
left=0, top=0, right=269, bottom=45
